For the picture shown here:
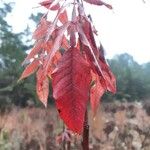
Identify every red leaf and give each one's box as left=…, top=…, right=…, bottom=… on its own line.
left=84, top=0, right=113, bottom=9
left=79, top=18, right=100, bottom=73
left=47, top=51, right=62, bottom=78
left=58, top=10, right=68, bottom=24
left=78, top=19, right=116, bottom=93
left=98, top=57, right=116, bottom=93
left=44, top=22, right=70, bottom=72
left=22, top=40, right=43, bottom=65
left=33, top=18, right=51, bottom=40
left=69, top=6, right=77, bottom=47
left=104, top=70, right=116, bottom=93
left=50, top=4, right=60, bottom=10
left=43, top=40, right=53, bottom=53
left=97, top=45, right=116, bottom=93
left=52, top=51, right=61, bottom=65
left=39, top=0, right=53, bottom=7
left=90, top=71, right=105, bottom=116
left=61, top=35, right=69, bottom=49
left=69, top=23, right=77, bottom=47
left=52, top=47, right=91, bottom=134
left=77, top=23, right=104, bottom=78
left=45, top=4, right=68, bottom=41
left=81, top=18, right=98, bottom=55
left=36, top=67, right=49, bottom=107
left=39, top=0, right=60, bottom=10
left=82, top=44, right=116, bottom=93
left=19, top=59, right=39, bottom=81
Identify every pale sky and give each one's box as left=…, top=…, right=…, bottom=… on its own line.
left=4, top=0, right=150, bottom=64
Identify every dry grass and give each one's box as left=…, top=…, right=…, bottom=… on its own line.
left=0, top=102, right=150, bottom=150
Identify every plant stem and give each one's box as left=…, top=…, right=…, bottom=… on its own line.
left=67, top=141, right=71, bottom=150
left=82, top=109, right=89, bottom=150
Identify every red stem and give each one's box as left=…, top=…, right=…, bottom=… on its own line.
left=82, top=110, right=89, bottom=150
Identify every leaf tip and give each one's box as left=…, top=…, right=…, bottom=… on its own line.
left=93, top=117, right=96, bottom=121
left=106, top=4, right=113, bottom=10
left=17, top=77, right=23, bottom=83
left=43, top=101, right=47, bottom=108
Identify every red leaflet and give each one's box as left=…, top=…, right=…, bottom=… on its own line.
left=50, top=4, right=60, bottom=10
left=39, top=0, right=53, bottom=9
left=33, top=18, right=51, bottom=40
left=44, top=22, right=70, bottom=72
left=19, top=59, right=39, bottom=81
left=78, top=18, right=116, bottom=93
left=52, top=47, right=91, bottom=134
left=90, top=71, right=105, bottom=116
left=77, top=23, right=104, bottom=78
left=97, top=45, right=116, bottom=93
left=81, top=18, right=98, bottom=55
left=39, top=0, right=60, bottom=10
left=43, top=40, right=53, bottom=53
left=47, top=51, right=62, bottom=78
left=98, top=58, right=116, bottom=93
left=69, top=23, right=77, bottom=47
left=45, top=5, right=67, bottom=41
left=79, top=18, right=101, bottom=75
left=36, top=67, right=49, bottom=107
left=58, top=10, right=68, bottom=24
left=69, top=6, right=77, bottom=47
left=61, top=35, right=69, bottom=49
left=22, top=40, right=43, bottom=65
left=83, top=0, right=113, bottom=9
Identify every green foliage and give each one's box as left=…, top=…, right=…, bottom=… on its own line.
left=106, top=53, right=150, bottom=101
left=0, top=2, right=38, bottom=109
left=0, top=129, right=11, bottom=150
left=29, top=13, right=43, bottom=24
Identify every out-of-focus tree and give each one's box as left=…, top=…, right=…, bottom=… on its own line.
left=0, top=2, right=37, bottom=109
left=106, top=53, right=149, bottom=101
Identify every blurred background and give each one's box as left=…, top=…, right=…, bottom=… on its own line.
left=0, top=0, right=150, bottom=150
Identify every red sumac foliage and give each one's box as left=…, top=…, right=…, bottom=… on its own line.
left=52, top=47, right=91, bottom=133
left=20, top=0, right=116, bottom=134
